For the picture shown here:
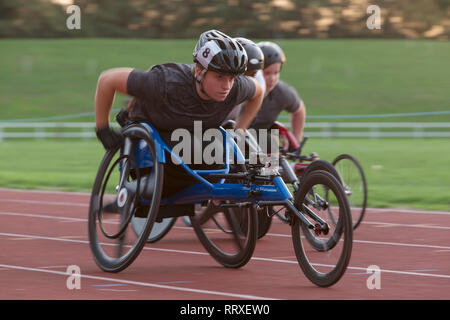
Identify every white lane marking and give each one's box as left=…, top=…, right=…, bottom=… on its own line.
left=1, top=232, right=450, bottom=280
left=2, top=212, right=450, bottom=249
left=0, top=264, right=277, bottom=300
left=0, top=212, right=86, bottom=222
left=1, top=188, right=449, bottom=215
left=361, top=221, right=450, bottom=230
left=0, top=188, right=90, bottom=196
left=0, top=199, right=88, bottom=207
left=366, top=208, right=450, bottom=215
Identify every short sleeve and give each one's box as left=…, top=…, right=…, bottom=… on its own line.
left=234, top=75, right=256, bottom=104
left=126, top=66, right=164, bottom=102
left=254, top=70, right=266, bottom=95
left=283, top=83, right=301, bottom=113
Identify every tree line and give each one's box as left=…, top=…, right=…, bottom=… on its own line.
left=1, top=0, right=448, bottom=39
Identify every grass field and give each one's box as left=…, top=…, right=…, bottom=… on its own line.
left=0, top=39, right=449, bottom=122
left=0, top=138, right=448, bottom=212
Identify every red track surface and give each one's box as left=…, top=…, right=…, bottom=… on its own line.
left=1, top=188, right=449, bottom=300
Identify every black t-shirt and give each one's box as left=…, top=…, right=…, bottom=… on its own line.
left=127, top=63, right=256, bottom=132
left=249, top=80, right=301, bottom=130
left=126, top=63, right=256, bottom=197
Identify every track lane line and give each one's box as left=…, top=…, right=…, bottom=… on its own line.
left=1, top=189, right=449, bottom=215
left=1, top=232, right=450, bottom=280
left=2, top=211, right=450, bottom=248
left=0, top=264, right=278, bottom=300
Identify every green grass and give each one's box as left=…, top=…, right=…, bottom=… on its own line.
left=0, top=139, right=449, bottom=211
left=0, top=39, right=449, bottom=122
left=278, top=39, right=450, bottom=122
left=0, top=140, right=103, bottom=192
left=300, top=138, right=450, bottom=211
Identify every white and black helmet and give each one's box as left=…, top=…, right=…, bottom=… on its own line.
left=193, top=30, right=248, bottom=76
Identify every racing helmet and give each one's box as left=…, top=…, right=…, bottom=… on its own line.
left=257, top=41, right=286, bottom=67
left=235, top=37, right=264, bottom=71
left=193, top=30, right=248, bottom=76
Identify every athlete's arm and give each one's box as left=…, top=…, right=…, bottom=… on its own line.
left=235, top=77, right=264, bottom=130
left=290, top=100, right=306, bottom=143
left=95, top=68, right=133, bottom=129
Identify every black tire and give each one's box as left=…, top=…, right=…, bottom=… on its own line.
left=257, top=207, right=273, bottom=239
left=239, top=206, right=273, bottom=239
left=291, top=170, right=353, bottom=287
left=300, top=160, right=342, bottom=250
left=132, top=217, right=177, bottom=243
left=332, top=154, right=368, bottom=230
left=88, top=125, right=163, bottom=272
left=191, top=200, right=258, bottom=268
left=302, top=159, right=342, bottom=184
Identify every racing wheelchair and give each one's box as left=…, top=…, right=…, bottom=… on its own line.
left=273, top=121, right=368, bottom=230
left=88, top=121, right=353, bottom=287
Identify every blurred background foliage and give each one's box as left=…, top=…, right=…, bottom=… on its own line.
left=0, top=0, right=449, bottom=39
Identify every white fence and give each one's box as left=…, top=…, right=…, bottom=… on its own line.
left=0, top=122, right=449, bottom=140
left=301, top=122, right=450, bottom=138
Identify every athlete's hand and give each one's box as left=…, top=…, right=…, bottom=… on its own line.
left=96, top=126, right=124, bottom=150
left=115, top=108, right=129, bottom=127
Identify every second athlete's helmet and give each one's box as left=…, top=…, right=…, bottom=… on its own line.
left=257, top=41, right=286, bottom=67
left=235, top=37, right=264, bottom=71
left=193, top=30, right=248, bottom=76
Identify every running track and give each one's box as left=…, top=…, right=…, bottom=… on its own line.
left=1, top=188, right=449, bottom=300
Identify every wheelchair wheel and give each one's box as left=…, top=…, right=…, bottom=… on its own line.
left=300, top=159, right=344, bottom=248
left=132, top=217, right=177, bottom=243
left=302, top=159, right=342, bottom=184
left=236, top=206, right=273, bottom=240
left=88, top=126, right=163, bottom=272
left=332, top=154, right=367, bottom=230
left=291, top=170, right=352, bottom=287
left=190, top=200, right=258, bottom=268
left=256, top=207, right=272, bottom=239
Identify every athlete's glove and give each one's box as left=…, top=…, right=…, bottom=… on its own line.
left=115, top=108, right=129, bottom=127
left=96, top=126, right=123, bottom=150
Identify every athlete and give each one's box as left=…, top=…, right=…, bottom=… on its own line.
left=250, top=41, right=306, bottom=145
left=94, top=30, right=264, bottom=197
left=224, top=37, right=265, bottom=122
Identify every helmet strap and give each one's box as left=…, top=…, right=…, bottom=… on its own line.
left=194, top=68, right=215, bottom=101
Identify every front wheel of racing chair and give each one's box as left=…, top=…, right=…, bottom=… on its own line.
left=291, top=170, right=353, bottom=287
left=298, top=159, right=348, bottom=251
left=88, top=124, right=164, bottom=272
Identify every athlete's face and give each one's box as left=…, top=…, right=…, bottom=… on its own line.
left=199, top=70, right=236, bottom=101
left=263, top=62, right=282, bottom=94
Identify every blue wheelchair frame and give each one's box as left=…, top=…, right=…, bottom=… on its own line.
left=132, top=122, right=322, bottom=230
